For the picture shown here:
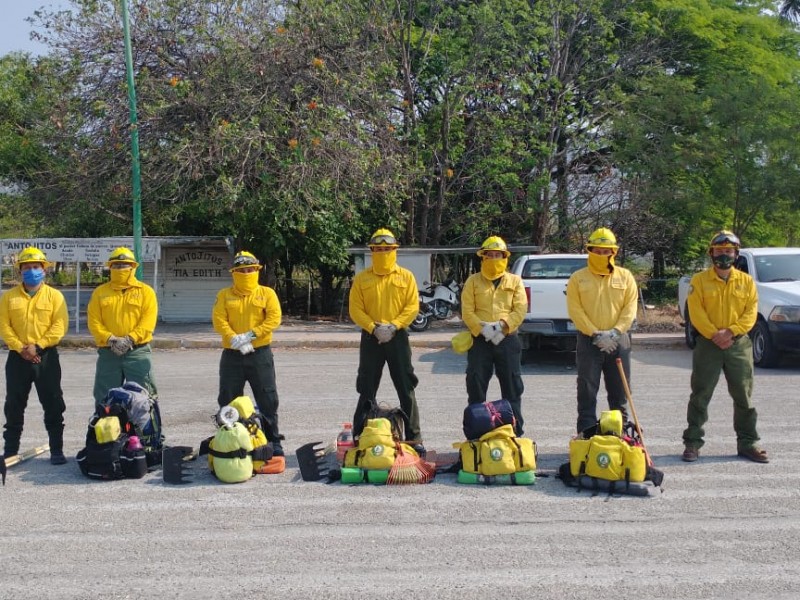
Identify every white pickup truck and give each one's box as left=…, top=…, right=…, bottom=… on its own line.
left=678, top=247, right=800, bottom=367
left=510, top=253, right=587, bottom=353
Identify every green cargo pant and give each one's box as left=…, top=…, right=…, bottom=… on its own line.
left=682, top=335, right=759, bottom=450
left=93, top=345, right=158, bottom=404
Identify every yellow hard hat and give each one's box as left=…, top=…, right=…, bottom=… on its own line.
left=230, top=250, right=262, bottom=272
left=15, top=246, right=52, bottom=269
left=477, top=236, right=510, bottom=258
left=587, top=227, right=618, bottom=250
left=451, top=331, right=473, bottom=354
left=368, top=228, right=399, bottom=248
left=106, top=247, right=139, bottom=268
left=709, top=230, right=740, bottom=249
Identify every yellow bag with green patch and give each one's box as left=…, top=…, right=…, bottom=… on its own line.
left=569, top=435, right=647, bottom=482
left=455, top=424, right=536, bottom=476
left=344, top=418, right=418, bottom=469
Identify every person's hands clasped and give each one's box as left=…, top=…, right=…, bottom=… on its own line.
left=373, top=323, right=397, bottom=344
left=108, top=335, right=134, bottom=356
left=20, top=344, right=41, bottom=364
left=480, top=321, right=502, bottom=342
left=593, top=329, right=621, bottom=354
left=711, top=328, right=734, bottom=350
left=230, top=331, right=256, bottom=350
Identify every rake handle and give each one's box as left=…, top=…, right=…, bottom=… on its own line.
left=615, top=358, right=651, bottom=464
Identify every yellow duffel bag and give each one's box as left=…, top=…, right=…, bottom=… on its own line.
left=456, top=424, right=536, bottom=476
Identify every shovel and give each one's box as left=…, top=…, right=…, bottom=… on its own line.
left=162, top=446, right=197, bottom=485
left=296, top=442, right=340, bottom=482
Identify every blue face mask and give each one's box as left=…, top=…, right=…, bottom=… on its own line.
left=22, top=267, right=45, bottom=287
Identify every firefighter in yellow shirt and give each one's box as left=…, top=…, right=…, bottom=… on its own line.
left=349, top=228, right=424, bottom=453
left=212, top=251, right=284, bottom=455
left=682, top=231, right=767, bottom=463
left=0, top=247, right=69, bottom=465
left=87, top=247, right=159, bottom=403
left=566, top=228, right=638, bottom=435
left=461, top=236, right=528, bottom=435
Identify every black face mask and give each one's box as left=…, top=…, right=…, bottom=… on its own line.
left=712, top=254, right=735, bottom=270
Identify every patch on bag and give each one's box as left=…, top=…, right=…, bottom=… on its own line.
left=371, top=445, right=386, bottom=457
left=595, top=452, right=611, bottom=469
left=490, top=447, right=504, bottom=461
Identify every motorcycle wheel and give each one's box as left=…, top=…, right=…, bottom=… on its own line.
left=409, top=312, right=431, bottom=332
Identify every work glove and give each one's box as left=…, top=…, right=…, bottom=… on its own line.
left=108, top=335, right=133, bottom=356
left=480, top=322, right=501, bottom=342
left=239, top=342, right=255, bottom=355
left=230, top=331, right=256, bottom=350
left=373, top=323, right=397, bottom=344
left=593, top=329, right=621, bottom=354
left=489, top=329, right=506, bottom=346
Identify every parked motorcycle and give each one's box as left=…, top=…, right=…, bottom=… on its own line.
left=410, top=278, right=461, bottom=332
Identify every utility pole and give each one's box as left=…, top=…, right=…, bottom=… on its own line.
left=120, top=0, right=143, bottom=278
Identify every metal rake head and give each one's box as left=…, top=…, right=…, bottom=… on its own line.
left=163, top=446, right=195, bottom=485
left=296, top=441, right=338, bottom=482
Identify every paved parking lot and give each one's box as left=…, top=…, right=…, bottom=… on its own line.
left=1, top=346, right=799, bottom=599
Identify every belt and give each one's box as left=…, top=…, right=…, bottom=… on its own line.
left=132, top=343, right=150, bottom=350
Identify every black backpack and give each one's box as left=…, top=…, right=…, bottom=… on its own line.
left=76, top=415, right=147, bottom=480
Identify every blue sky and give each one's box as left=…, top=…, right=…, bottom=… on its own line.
left=0, top=1, right=70, bottom=56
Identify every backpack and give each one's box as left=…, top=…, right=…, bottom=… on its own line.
left=561, top=410, right=665, bottom=494
left=200, top=400, right=277, bottom=483
left=227, top=396, right=272, bottom=472
left=99, top=382, right=164, bottom=467
left=463, top=399, right=516, bottom=440
left=343, top=418, right=418, bottom=470
left=367, top=400, right=406, bottom=441
left=76, top=414, right=148, bottom=480
left=455, top=424, right=537, bottom=476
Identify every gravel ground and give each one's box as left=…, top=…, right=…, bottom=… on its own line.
left=1, top=346, right=798, bottom=600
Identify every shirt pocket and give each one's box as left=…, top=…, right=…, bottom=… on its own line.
left=125, top=291, right=143, bottom=308
left=390, top=275, right=410, bottom=294
left=251, top=295, right=268, bottom=310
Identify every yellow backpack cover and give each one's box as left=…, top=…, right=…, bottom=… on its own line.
left=569, top=435, right=647, bottom=482
left=455, top=424, right=537, bottom=476
left=344, top=418, right=418, bottom=469
left=94, top=416, right=121, bottom=444
left=209, top=422, right=254, bottom=483
left=228, top=395, right=269, bottom=470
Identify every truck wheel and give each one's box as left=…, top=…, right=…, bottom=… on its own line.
left=409, top=313, right=430, bottom=332
left=683, top=304, right=697, bottom=349
left=751, top=320, right=780, bottom=368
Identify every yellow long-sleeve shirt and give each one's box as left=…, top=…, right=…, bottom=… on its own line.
left=0, top=284, right=68, bottom=352
left=687, top=267, right=757, bottom=339
left=212, top=285, right=282, bottom=349
left=461, top=272, right=527, bottom=337
left=87, top=279, right=158, bottom=346
left=566, top=266, right=638, bottom=336
left=349, top=265, right=419, bottom=333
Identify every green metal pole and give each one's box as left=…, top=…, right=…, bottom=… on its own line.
left=120, top=0, right=143, bottom=279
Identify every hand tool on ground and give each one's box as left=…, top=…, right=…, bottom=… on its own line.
left=296, top=441, right=340, bottom=482
left=163, top=445, right=196, bottom=484
left=2, top=444, right=50, bottom=486
left=616, top=357, right=652, bottom=466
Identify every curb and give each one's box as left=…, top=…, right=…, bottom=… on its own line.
left=57, top=335, right=685, bottom=351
